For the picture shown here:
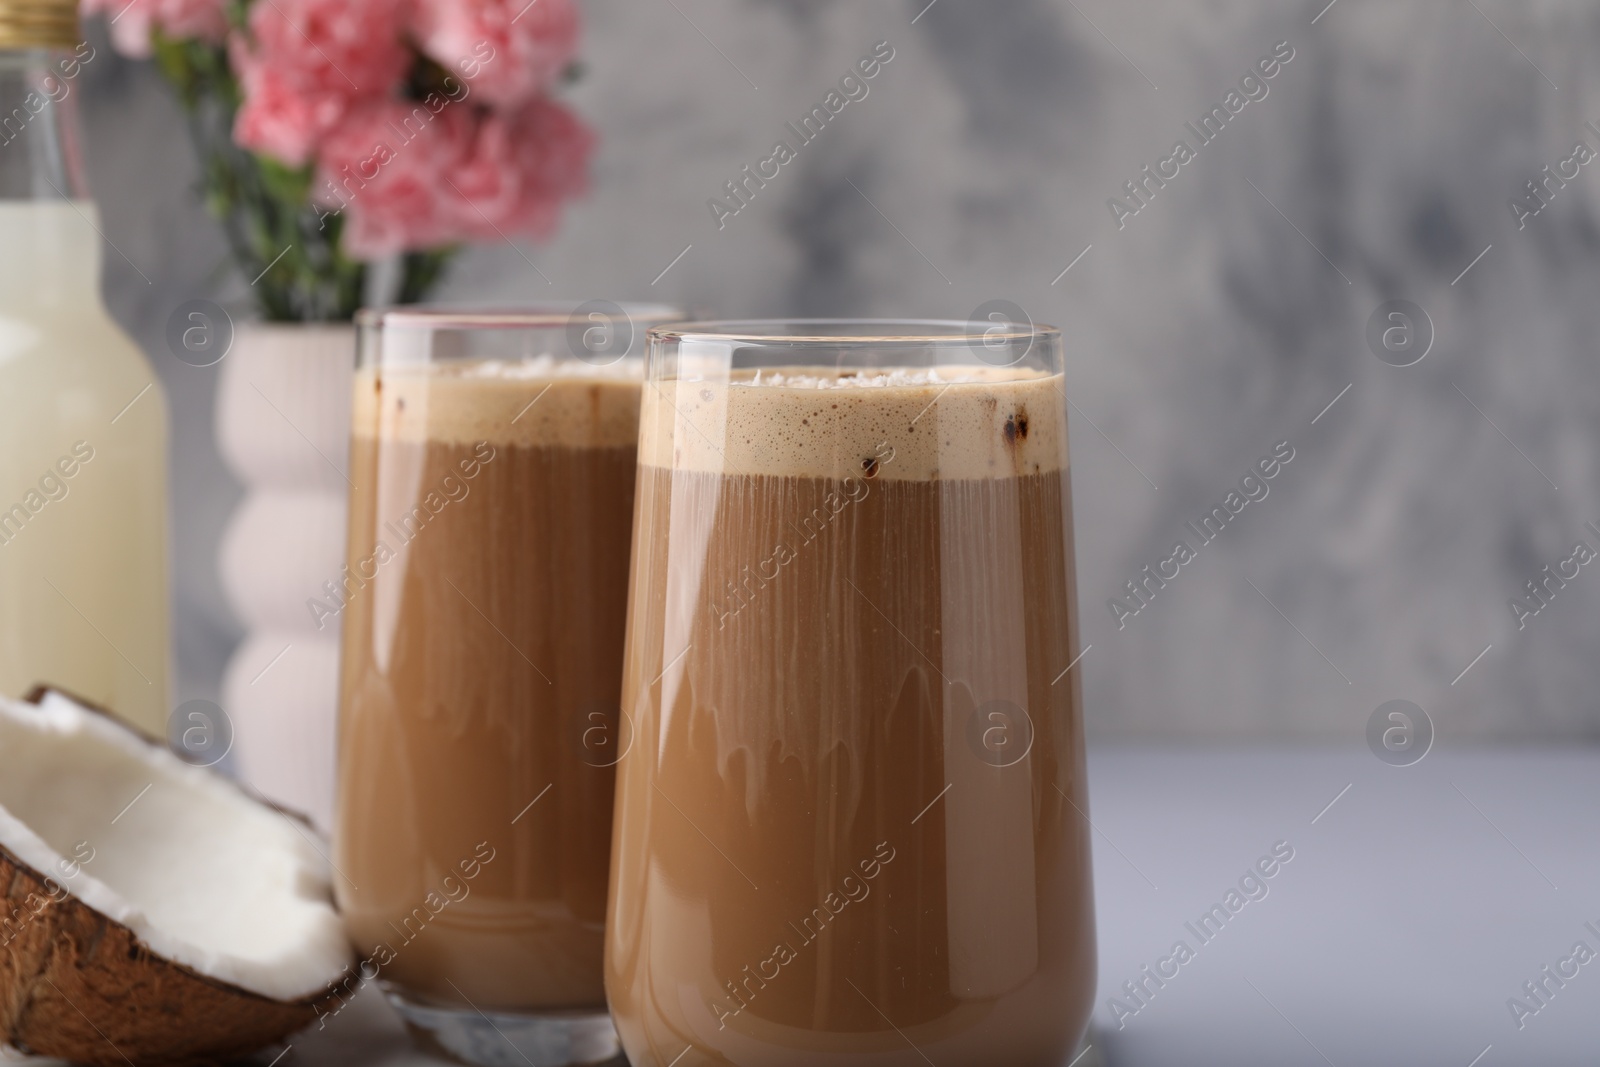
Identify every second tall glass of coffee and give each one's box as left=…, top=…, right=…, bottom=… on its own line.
left=607, top=320, right=1096, bottom=1066
left=335, top=304, right=681, bottom=1066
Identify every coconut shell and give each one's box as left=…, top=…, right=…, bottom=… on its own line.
left=0, top=686, right=346, bottom=1065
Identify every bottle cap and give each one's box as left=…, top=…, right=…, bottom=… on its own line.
left=0, top=0, right=80, bottom=51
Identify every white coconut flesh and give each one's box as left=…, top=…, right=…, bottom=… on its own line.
left=0, top=691, right=351, bottom=1002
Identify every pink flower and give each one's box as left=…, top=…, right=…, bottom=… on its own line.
left=246, top=0, right=410, bottom=97
left=497, top=96, right=593, bottom=237
left=231, top=0, right=410, bottom=166
left=232, top=44, right=348, bottom=167
left=446, top=98, right=592, bottom=240
left=410, top=0, right=579, bottom=108
left=81, top=0, right=227, bottom=58
left=313, top=95, right=591, bottom=259
left=446, top=112, right=523, bottom=230
left=313, top=98, right=473, bottom=258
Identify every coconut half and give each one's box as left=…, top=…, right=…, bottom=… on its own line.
left=0, top=688, right=353, bottom=1066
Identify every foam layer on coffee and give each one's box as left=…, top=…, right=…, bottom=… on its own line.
left=638, top=366, right=1066, bottom=480
left=353, top=358, right=642, bottom=448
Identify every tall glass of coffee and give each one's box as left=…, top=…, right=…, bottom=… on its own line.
left=336, top=304, right=682, bottom=1067
left=607, top=320, right=1096, bottom=1066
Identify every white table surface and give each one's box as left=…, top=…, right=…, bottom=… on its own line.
left=1086, top=745, right=1599, bottom=1067
left=7, top=745, right=1593, bottom=1067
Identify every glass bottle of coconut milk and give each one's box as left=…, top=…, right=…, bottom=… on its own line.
left=0, top=0, right=170, bottom=733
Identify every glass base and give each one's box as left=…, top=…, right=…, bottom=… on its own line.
left=385, top=989, right=624, bottom=1067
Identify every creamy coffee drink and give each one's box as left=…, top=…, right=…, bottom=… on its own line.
left=606, top=366, right=1095, bottom=1065
left=336, top=358, right=639, bottom=1013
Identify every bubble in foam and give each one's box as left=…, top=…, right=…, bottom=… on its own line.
left=461, top=355, right=644, bottom=381
left=745, top=367, right=994, bottom=390
left=353, top=361, right=642, bottom=448
left=640, top=366, right=1069, bottom=481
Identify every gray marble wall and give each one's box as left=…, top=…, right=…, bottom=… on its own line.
left=79, top=0, right=1600, bottom=740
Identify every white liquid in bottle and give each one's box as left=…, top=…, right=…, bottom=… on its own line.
left=0, top=200, right=171, bottom=733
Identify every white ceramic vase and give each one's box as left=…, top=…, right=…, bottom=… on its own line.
left=215, top=323, right=354, bottom=832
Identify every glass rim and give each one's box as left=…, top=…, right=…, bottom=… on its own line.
left=647, top=318, right=1059, bottom=347
left=359, top=302, right=688, bottom=332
